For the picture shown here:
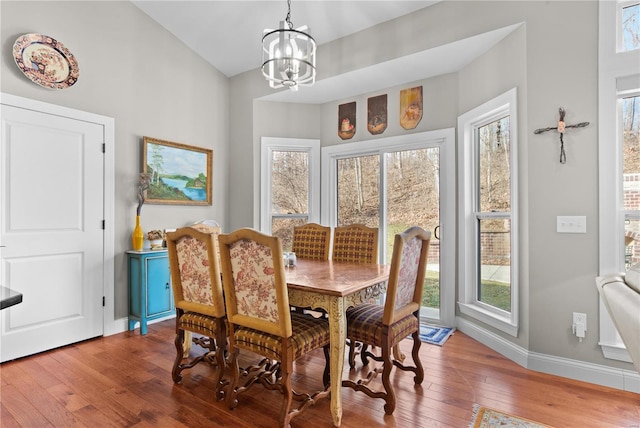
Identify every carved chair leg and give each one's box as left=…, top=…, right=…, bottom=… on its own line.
left=213, top=324, right=227, bottom=400
left=347, top=339, right=358, bottom=369
left=279, top=357, right=294, bottom=428
left=360, top=343, right=370, bottom=366
left=172, top=329, right=186, bottom=383
left=322, top=344, right=330, bottom=388
left=411, top=330, right=424, bottom=385
left=225, top=348, right=240, bottom=410
left=381, top=343, right=396, bottom=415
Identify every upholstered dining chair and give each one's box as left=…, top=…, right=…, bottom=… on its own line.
left=218, top=228, right=331, bottom=428
left=292, top=222, right=331, bottom=261
left=166, top=225, right=227, bottom=399
left=342, top=226, right=431, bottom=415
left=332, top=223, right=379, bottom=366
left=332, top=223, right=378, bottom=264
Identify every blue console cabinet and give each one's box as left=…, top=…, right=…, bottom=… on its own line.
left=127, top=250, right=174, bottom=334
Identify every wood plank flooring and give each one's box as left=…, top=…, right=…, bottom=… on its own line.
left=1, top=319, right=639, bottom=427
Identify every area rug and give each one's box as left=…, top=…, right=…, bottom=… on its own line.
left=469, top=404, right=554, bottom=428
left=419, top=323, right=455, bottom=346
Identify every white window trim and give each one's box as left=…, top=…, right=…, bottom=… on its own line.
left=457, top=87, right=519, bottom=337
left=597, top=0, right=639, bottom=363
left=260, top=137, right=320, bottom=233
left=321, top=129, right=456, bottom=327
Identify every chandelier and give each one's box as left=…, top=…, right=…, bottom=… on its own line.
left=262, top=0, right=316, bottom=91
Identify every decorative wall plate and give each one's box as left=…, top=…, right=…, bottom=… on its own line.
left=13, top=33, right=79, bottom=89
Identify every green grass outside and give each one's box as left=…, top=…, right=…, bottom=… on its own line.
left=421, top=271, right=510, bottom=312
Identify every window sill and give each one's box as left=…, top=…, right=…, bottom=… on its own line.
left=458, top=302, right=518, bottom=337
left=599, top=340, right=633, bottom=364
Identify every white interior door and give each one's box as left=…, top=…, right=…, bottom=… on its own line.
left=1, top=102, right=105, bottom=362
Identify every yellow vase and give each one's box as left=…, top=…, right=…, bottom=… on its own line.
left=132, top=215, right=144, bottom=251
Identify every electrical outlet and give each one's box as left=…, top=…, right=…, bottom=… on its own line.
left=573, top=312, right=587, bottom=331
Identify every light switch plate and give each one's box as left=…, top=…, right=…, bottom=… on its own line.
left=557, top=216, right=587, bottom=233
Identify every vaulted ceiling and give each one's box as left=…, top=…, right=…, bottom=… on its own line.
left=132, top=1, right=518, bottom=103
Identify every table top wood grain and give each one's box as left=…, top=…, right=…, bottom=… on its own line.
left=284, top=258, right=390, bottom=297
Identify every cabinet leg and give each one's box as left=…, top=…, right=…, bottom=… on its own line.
left=128, top=319, right=137, bottom=331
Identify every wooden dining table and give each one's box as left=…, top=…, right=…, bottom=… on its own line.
left=285, top=258, right=390, bottom=427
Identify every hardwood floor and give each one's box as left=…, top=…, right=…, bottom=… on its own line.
left=1, top=319, right=638, bottom=427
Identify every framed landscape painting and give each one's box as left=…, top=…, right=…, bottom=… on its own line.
left=142, top=136, right=212, bottom=205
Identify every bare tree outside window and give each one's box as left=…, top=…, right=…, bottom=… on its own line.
left=337, top=155, right=380, bottom=228
left=622, top=3, right=640, bottom=52
left=477, top=116, right=511, bottom=312
left=271, top=151, right=309, bottom=251
left=336, top=149, right=442, bottom=310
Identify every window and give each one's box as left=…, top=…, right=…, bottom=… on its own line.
left=619, top=1, right=640, bottom=52
left=260, top=137, right=320, bottom=251
left=623, top=94, right=640, bottom=270
left=322, top=130, right=456, bottom=326
left=458, top=88, right=519, bottom=336
left=598, top=0, right=640, bottom=362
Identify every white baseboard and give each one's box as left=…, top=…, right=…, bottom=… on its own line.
left=105, top=315, right=176, bottom=337
left=105, top=317, right=129, bottom=336
left=457, top=317, right=640, bottom=393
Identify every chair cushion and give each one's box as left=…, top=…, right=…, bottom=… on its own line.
left=233, top=312, right=330, bottom=361
left=179, top=312, right=223, bottom=337
left=346, top=304, right=419, bottom=347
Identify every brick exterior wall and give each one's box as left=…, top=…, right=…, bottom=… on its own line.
left=624, top=174, right=640, bottom=267
left=480, top=232, right=511, bottom=265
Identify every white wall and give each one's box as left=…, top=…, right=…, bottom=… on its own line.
left=1, top=1, right=230, bottom=320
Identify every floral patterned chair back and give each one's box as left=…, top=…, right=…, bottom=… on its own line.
left=218, top=227, right=292, bottom=338
left=168, top=224, right=225, bottom=318
left=292, top=223, right=331, bottom=261
left=382, top=226, right=431, bottom=325
left=332, top=223, right=379, bottom=264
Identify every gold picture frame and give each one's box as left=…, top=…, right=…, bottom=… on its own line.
left=142, top=136, right=212, bottom=205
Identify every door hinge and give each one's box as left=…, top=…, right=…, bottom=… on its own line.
left=102, top=143, right=105, bottom=153
left=102, top=296, right=105, bottom=307
left=102, top=220, right=105, bottom=230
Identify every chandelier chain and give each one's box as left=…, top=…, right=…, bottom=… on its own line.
left=285, top=0, right=293, bottom=29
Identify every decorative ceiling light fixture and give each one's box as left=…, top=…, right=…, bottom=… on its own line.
left=262, top=0, right=316, bottom=91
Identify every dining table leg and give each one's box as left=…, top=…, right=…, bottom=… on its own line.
left=327, top=297, right=346, bottom=427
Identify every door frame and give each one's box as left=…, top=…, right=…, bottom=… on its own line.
left=0, top=93, right=116, bottom=335
left=321, top=128, right=456, bottom=326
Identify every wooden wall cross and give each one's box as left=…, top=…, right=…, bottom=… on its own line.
left=534, top=107, right=589, bottom=164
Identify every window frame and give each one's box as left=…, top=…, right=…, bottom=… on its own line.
left=457, top=87, right=519, bottom=337
left=598, top=0, right=640, bottom=363
left=260, top=137, right=320, bottom=233
left=321, top=129, right=456, bottom=327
